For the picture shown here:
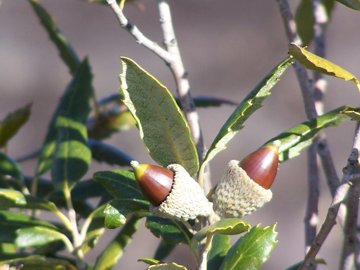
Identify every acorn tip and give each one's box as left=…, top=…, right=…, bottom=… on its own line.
left=130, top=160, right=140, bottom=168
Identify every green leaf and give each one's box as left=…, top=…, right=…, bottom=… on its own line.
left=28, top=0, right=80, bottom=74
left=193, top=218, right=250, bottom=242
left=87, top=110, right=136, bottom=140
left=51, top=59, right=93, bottom=188
left=119, top=57, right=199, bottom=176
left=202, top=58, right=292, bottom=169
left=266, top=106, right=360, bottom=162
left=0, top=255, right=77, bottom=270
left=219, top=224, right=278, bottom=270
left=93, top=169, right=146, bottom=200
left=207, top=235, right=231, bottom=270
left=295, top=0, right=335, bottom=46
left=286, top=258, right=326, bottom=270
left=15, top=226, right=70, bottom=249
left=51, top=117, right=92, bottom=187
left=0, top=104, right=31, bottom=148
left=94, top=215, right=140, bottom=270
left=289, top=44, right=360, bottom=92
left=139, top=258, right=161, bottom=265
left=36, top=59, right=93, bottom=177
left=148, top=263, right=188, bottom=270
left=0, top=189, right=26, bottom=209
left=0, top=210, right=56, bottom=243
left=104, top=199, right=149, bottom=228
left=154, top=240, right=176, bottom=261
left=0, top=152, right=23, bottom=182
left=146, top=216, right=193, bottom=245
left=336, top=0, right=360, bottom=10
left=89, top=139, right=134, bottom=166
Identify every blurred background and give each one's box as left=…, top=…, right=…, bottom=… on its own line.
left=1, top=0, right=360, bottom=269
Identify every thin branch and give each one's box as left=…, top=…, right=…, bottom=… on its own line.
left=340, top=123, right=360, bottom=270
left=157, top=0, right=205, bottom=160
left=298, top=127, right=360, bottom=270
left=106, top=0, right=173, bottom=63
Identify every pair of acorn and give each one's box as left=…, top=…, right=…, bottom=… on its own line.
left=131, top=145, right=279, bottom=221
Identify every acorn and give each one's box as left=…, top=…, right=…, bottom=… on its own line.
left=131, top=161, right=213, bottom=221
left=212, top=145, right=279, bottom=218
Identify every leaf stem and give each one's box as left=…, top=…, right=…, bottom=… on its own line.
left=64, top=182, right=85, bottom=269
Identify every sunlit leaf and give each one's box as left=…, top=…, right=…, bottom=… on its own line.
left=194, top=218, right=250, bottom=242
left=289, top=44, right=360, bottom=92
left=120, top=57, right=199, bottom=176
left=36, top=59, right=93, bottom=177
left=0, top=189, right=26, bottom=209
left=15, top=226, right=69, bottom=249
left=266, top=106, right=360, bottom=162
left=202, top=58, right=292, bottom=170
left=0, top=104, right=31, bottom=148
left=148, top=262, right=188, bottom=270
left=219, top=224, right=278, bottom=270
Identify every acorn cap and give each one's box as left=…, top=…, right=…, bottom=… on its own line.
left=151, top=163, right=213, bottom=221
left=212, top=160, right=273, bottom=218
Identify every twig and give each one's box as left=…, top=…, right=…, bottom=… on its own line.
left=15, top=148, right=41, bottom=163
left=198, top=235, right=213, bottom=270
left=340, top=123, right=360, bottom=270
left=157, top=0, right=205, bottom=160
left=106, top=0, right=173, bottom=63
left=298, top=127, right=360, bottom=270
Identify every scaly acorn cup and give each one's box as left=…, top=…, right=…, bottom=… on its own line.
left=212, top=145, right=279, bottom=218
left=131, top=161, right=213, bottom=221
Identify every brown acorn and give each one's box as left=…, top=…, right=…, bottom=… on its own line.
left=212, top=145, right=279, bottom=218
left=131, top=161, right=212, bottom=221
left=239, top=145, right=279, bottom=189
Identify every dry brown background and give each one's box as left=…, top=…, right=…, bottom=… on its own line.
left=1, top=0, right=360, bottom=269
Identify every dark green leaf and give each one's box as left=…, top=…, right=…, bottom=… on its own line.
left=266, top=106, right=360, bottom=162
left=146, top=216, right=193, bottom=245
left=36, top=59, right=93, bottom=177
left=104, top=199, right=149, bottom=228
left=154, top=240, right=176, bottom=261
left=94, top=215, right=140, bottom=270
left=0, top=104, right=31, bottom=148
left=0, top=254, right=77, bottom=270
left=336, top=0, right=360, bottom=10
left=93, top=169, right=145, bottom=200
left=202, top=58, right=292, bottom=169
left=0, top=210, right=57, bottom=243
left=207, top=235, right=231, bottom=270
left=177, top=96, right=238, bottom=108
left=15, top=226, right=70, bottom=249
left=0, top=152, right=23, bottom=182
left=286, top=258, right=326, bottom=270
left=219, top=224, right=278, bottom=270
left=194, top=218, right=250, bottom=242
left=119, top=57, right=199, bottom=176
left=89, top=139, right=134, bottom=166
left=295, top=0, right=335, bottom=46
left=51, top=59, right=93, bottom=188
left=28, top=0, right=80, bottom=74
